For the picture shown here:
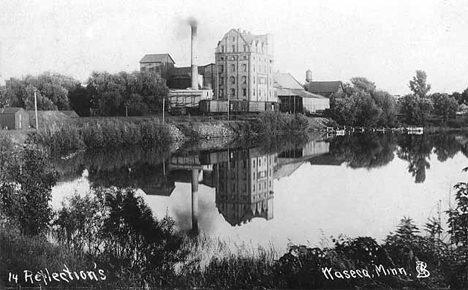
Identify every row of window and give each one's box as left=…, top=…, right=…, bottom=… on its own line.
left=218, top=63, right=271, bottom=74
left=219, top=76, right=272, bottom=86
left=220, top=43, right=265, bottom=53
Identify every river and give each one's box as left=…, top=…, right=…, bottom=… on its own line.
left=51, top=131, right=468, bottom=252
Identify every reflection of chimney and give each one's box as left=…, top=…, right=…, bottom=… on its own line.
left=191, top=169, right=199, bottom=233
left=191, top=25, right=198, bottom=90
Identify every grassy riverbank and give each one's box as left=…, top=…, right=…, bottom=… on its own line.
left=0, top=112, right=315, bottom=153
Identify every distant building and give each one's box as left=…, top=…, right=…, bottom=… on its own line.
left=167, top=63, right=217, bottom=92
left=274, top=72, right=329, bottom=113
left=215, top=29, right=276, bottom=102
left=304, top=70, right=344, bottom=98
left=0, top=107, right=29, bottom=130
left=305, top=80, right=344, bottom=98
left=139, top=53, right=175, bottom=79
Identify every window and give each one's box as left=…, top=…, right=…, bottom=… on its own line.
left=230, top=88, right=235, bottom=97
left=253, top=76, right=256, bottom=84
left=230, top=76, right=235, bottom=85
left=241, top=76, right=246, bottom=84
left=221, top=45, right=224, bottom=52
left=220, top=89, right=224, bottom=97
left=230, top=64, right=235, bottom=72
left=243, top=88, right=247, bottom=97
left=244, top=45, right=248, bottom=52
left=220, top=77, right=224, bottom=85
left=220, top=56, right=224, bottom=60
left=219, top=64, right=224, bottom=73
left=242, top=64, right=247, bottom=72
left=232, top=37, right=235, bottom=41
left=232, top=45, right=235, bottom=52
left=141, top=67, right=146, bottom=71
left=253, top=89, right=255, bottom=96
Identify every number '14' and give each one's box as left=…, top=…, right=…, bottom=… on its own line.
left=8, top=272, right=18, bottom=283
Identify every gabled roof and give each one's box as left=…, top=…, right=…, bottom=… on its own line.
left=0, top=107, right=24, bottom=114
left=273, top=72, right=304, bottom=90
left=307, top=81, right=343, bottom=94
left=139, top=54, right=175, bottom=64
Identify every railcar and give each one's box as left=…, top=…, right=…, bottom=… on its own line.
left=199, top=99, right=278, bottom=115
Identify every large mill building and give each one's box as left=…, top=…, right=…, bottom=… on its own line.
left=215, top=29, right=276, bottom=103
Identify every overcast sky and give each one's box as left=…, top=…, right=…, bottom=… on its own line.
left=1, top=0, right=467, bottom=95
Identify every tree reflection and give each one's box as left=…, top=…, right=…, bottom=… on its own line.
left=329, top=133, right=397, bottom=169
left=397, top=135, right=433, bottom=183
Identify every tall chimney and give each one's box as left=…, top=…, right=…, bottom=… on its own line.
left=191, top=25, right=198, bottom=90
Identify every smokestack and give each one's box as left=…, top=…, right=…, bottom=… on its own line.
left=191, top=24, right=198, bottom=90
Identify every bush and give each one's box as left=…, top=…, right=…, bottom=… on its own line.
left=27, top=118, right=173, bottom=152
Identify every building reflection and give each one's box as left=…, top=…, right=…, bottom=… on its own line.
left=55, top=133, right=333, bottom=230
left=207, top=148, right=276, bottom=226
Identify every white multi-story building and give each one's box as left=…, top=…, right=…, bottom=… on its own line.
left=215, top=29, right=275, bottom=102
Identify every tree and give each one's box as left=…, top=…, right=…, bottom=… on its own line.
left=350, top=77, right=376, bottom=94
left=398, top=95, right=433, bottom=126
left=431, top=93, right=458, bottom=123
left=409, top=70, right=431, bottom=98
left=23, top=85, right=57, bottom=110
left=0, top=148, right=58, bottom=235
left=86, top=71, right=168, bottom=116
left=68, top=84, right=92, bottom=116
left=462, top=87, right=468, bottom=105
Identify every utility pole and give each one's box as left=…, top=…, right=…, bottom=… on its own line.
left=162, top=97, right=165, bottom=124
left=34, top=89, right=39, bottom=130
left=227, top=93, right=230, bottom=120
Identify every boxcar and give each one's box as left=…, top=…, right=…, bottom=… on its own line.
left=199, top=99, right=228, bottom=114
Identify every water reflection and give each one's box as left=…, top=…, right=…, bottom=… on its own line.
left=51, top=132, right=468, bottom=237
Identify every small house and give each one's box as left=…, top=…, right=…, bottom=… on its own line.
left=0, top=107, right=30, bottom=130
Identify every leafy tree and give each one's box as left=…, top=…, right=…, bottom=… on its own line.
left=398, top=94, right=433, bottom=125
left=86, top=71, right=168, bottom=116
left=0, top=85, right=9, bottom=108
left=68, top=84, right=92, bottom=116
left=350, top=77, right=376, bottom=94
left=451, top=91, right=463, bottom=104
left=462, top=87, right=468, bottom=105
left=330, top=77, right=397, bottom=127
left=432, top=93, right=458, bottom=123
left=0, top=148, right=58, bottom=235
left=373, top=90, right=398, bottom=126
left=23, top=84, right=57, bottom=110
left=409, top=70, right=431, bottom=98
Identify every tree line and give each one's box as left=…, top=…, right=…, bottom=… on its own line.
left=327, top=70, right=468, bottom=127
left=0, top=71, right=168, bottom=116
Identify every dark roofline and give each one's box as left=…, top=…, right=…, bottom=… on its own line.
left=139, top=54, right=175, bottom=64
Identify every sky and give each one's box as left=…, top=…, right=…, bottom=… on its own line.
left=1, top=0, right=468, bottom=95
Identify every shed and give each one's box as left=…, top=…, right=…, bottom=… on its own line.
left=0, top=107, right=30, bottom=130
left=273, top=72, right=330, bottom=114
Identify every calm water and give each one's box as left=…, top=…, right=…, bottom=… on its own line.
left=51, top=132, right=468, bottom=251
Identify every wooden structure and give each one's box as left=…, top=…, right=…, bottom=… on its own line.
left=0, top=107, right=29, bottom=130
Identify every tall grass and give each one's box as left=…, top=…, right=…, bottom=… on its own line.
left=175, top=235, right=278, bottom=289
left=251, top=111, right=309, bottom=135
left=28, top=118, right=173, bottom=152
